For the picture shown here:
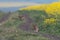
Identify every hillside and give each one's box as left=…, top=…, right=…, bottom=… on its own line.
left=0, top=10, right=60, bottom=40
left=0, top=2, right=60, bottom=40
left=0, top=12, right=50, bottom=40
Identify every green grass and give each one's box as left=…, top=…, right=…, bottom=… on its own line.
left=0, top=21, right=49, bottom=40
left=0, top=10, right=60, bottom=40
left=0, top=25, right=49, bottom=40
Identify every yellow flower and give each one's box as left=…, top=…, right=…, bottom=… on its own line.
left=44, top=18, right=56, bottom=24
left=21, top=2, right=60, bottom=14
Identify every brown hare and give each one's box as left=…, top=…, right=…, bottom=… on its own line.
left=32, top=24, right=39, bottom=33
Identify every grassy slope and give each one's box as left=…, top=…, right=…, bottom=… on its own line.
left=20, top=2, right=60, bottom=35
left=0, top=12, right=49, bottom=40
left=0, top=2, right=60, bottom=39
left=17, top=10, right=60, bottom=35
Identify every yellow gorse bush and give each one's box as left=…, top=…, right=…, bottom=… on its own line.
left=44, top=18, right=56, bottom=24
left=21, top=2, right=60, bottom=15
left=21, top=4, right=47, bottom=10
left=45, top=2, right=60, bottom=15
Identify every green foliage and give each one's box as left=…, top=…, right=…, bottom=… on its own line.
left=18, top=10, right=60, bottom=35
left=0, top=10, right=60, bottom=40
